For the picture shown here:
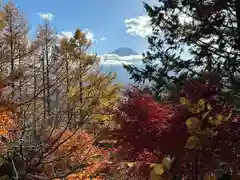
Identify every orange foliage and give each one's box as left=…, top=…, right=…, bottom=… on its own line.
left=0, top=72, right=21, bottom=147
left=0, top=106, right=18, bottom=153
left=39, top=129, right=109, bottom=180
left=0, top=74, right=110, bottom=179
left=0, top=106, right=15, bottom=131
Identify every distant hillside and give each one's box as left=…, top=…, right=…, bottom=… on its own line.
left=112, top=47, right=138, bottom=56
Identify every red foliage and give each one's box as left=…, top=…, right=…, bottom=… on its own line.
left=111, top=87, right=188, bottom=163
left=181, top=73, right=240, bottom=176
left=182, top=73, right=232, bottom=118
left=110, top=74, right=240, bottom=178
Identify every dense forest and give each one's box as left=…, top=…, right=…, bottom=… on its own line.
left=0, top=0, right=239, bottom=179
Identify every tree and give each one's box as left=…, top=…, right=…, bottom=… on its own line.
left=2, top=1, right=29, bottom=100
left=108, top=74, right=240, bottom=179
left=58, top=29, right=122, bottom=130
left=33, top=129, right=109, bottom=180
left=124, top=0, right=240, bottom=101
left=35, top=20, right=57, bottom=123
left=0, top=38, right=113, bottom=180
left=179, top=73, right=232, bottom=180
left=0, top=4, right=119, bottom=177
left=107, top=86, right=187, bottom=179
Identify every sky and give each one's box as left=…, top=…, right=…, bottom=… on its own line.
left=2, top=0, right=193, bottom=84
left=7, top=0, right=155, bottom=55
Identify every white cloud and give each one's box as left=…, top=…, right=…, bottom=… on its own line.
left=57, top=29, right=106, bottom=43
left=124, top=15, right=152, bottom=38
left=38, top=12, right=54, bottom=21
left=83, top=29, right=95, bottom=42
left=59, top=31, right=73, bottom=39
left=99, top=36, right=107, bottom=41
left=124, top=5, right=193, bottom=38
left=99, top=53, right=143, bottom=65
left=143, top=0, right=160, bottom=6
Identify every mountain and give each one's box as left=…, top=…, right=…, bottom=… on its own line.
left=100, top=47, right=142, bottom=85
left=111, top=47, right=138, bottom=56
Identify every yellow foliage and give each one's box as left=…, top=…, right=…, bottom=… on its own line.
left=180, top=97, right=206, bottom=114
left=60, top=31, right=122, bottom=126
left=203, top=172, right=216, bottom=180
left=67, top=86, right=78, bottom=98
left=152, top=164, right=164, bottom=175
left=216, top=114, right=223, bottom=121
left=189, top=104, right=202, bottom=114
left=198, top=98, right=205, bottom=106
left=0, top=9, right=5, bottom=31
left=185, top=136, right=202, bottom=150
left=149, top=164, right=165, bottom=180
left=180, top=97, right=189, bottom=105
left=209, top=116, right=222, bottom=125
left=180, top=94, right=232, bottom=150
left=127, top=162, right=136, bottom=167
left=69, top=72, right=121, bottom=124
left=197, top=98, right=206, bottom=111
left=186, top=117, right=201, bottom=130
left=149, top=170, right=164, bottom=180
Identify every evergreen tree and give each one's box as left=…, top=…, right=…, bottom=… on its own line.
left=124, top=0, right=240, bottom=102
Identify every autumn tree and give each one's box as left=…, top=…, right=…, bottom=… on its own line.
left=0, top=2, right=121, bottom=179
left=107, top=74, right=240, bottom=179
left=37, top=129, right=110, bottom=180
left=34, top=19, right=59, bottom=124
left=58, top=29, right=122, bottom=130
left=1, top=1, right=29, bottom=100
left=106, top=86, right=186, bottom=179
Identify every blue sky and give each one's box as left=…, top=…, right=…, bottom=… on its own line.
left=7, top=0, right=153, bottom=54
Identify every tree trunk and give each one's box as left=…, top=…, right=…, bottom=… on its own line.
left=192, top=151, right=199, bottom=180
left=79, top=59, right=83, bottom=126
left=41, top=49, right=46, bottom=121
left=33, top=56, right=37, bottom=135
left=45, top=39, right=51, bottom=125
left=9, top=13, right=15, bottom=100
left=65, top=56, right=70, bottom=127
